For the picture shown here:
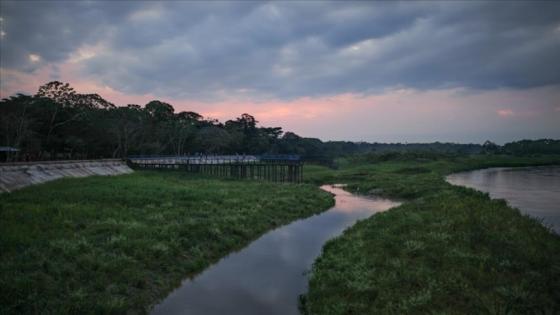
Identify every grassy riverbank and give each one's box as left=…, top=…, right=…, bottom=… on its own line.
left=302, top=154, right=560, bottom=314
left=0, top=171, right=333, bottom=314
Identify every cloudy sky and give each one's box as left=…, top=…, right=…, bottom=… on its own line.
left=1, top=1, right=559, bottom=144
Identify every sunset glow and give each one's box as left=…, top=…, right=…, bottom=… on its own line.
left=1, top=1, right=559, bottom=144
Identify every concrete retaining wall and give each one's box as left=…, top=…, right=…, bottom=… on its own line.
left=0, top=159, right=133, bottom=193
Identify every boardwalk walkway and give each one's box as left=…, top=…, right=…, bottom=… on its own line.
left=127, top=155, right=303, bottom=183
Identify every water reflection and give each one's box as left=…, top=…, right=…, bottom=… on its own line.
left=446, top=166, right=560, bottom=233
left=151, top=185, right=400, bottom=315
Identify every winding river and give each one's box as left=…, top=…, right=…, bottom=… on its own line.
left=446, top=166, right=560, bottom=234
left=151, top=185, right=400, bottom=315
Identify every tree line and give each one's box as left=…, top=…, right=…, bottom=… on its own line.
left=1, top=81, right=558, bottom=162
left=0, top=81, right=340, bottom=161
left=482, top=139, right=560, bottom=155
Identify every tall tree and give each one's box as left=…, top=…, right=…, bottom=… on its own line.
left=0, top=94, right=34, bottom=161
left=36, top=81, right=76, bottom=106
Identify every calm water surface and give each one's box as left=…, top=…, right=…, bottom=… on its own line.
left=446, top=166, right=560, bottom=233
left=151, top=185, right=400, bottom=315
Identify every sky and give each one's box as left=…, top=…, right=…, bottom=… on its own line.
left=1, top=1, right=559, bottom=144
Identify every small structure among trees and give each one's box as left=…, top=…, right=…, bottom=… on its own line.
left=0, top=146, right=19, bottom=162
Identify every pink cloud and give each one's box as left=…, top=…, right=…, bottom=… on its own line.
left=1, top=63, right=559, bottom=143
left=497, top=109, right=515, bottom=117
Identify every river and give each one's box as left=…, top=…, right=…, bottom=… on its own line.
left=151, top=185, right=400, bottom=315
left=446, top=166, right=560, bottom=234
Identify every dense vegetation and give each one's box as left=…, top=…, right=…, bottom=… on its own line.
left=0, top=172, right=333, bottom=313
left=3, top=81, right=559, bottom=162
left=301, top=154, right=560, bottom=314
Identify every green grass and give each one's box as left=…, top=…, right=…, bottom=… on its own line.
left=302, top=155, right=560, bottom=314
left=0, top=171, right=333, bottom=314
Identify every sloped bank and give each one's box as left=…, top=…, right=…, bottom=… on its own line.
left=0, top=159, right=133, bottom=193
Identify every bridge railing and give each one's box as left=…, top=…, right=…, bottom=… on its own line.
left=127, top=154, right=301, bottom=165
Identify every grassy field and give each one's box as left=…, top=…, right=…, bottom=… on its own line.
left=301, top=154, right=560, bottom=314
left=0, top=171, right=333, bottom=314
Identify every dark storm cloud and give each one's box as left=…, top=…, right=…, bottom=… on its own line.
left=1, top=1, right=559, bottom=99
left=0, top=1, right=135, bottom=71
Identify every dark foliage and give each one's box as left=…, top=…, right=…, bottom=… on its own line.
left=1, top=81, right=558, bottom=161
left=502, top=139, right=560, bottom=155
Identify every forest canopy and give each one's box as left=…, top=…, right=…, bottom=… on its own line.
left=1, top=81, right=559, bottom=161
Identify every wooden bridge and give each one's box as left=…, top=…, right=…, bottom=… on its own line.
left=127, top=155, right=303, bottom=183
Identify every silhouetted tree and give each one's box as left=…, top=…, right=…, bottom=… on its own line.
left=482, top=140, right=499, bottom=154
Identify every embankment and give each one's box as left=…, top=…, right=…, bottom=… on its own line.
left=0, top=159, right=133, bottom=193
